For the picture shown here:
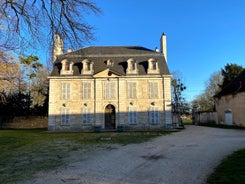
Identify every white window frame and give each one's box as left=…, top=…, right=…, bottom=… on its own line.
left=128, top=106, right=137, bottom=125
left=81, top=82, right=91, bottom=99
left=61, top=83, right=70, bottom=100
left=82, top=107, right=92, bottom=124
left=61, top=107, right=70, bottom=125
left=127, top=82, right=137, bottom=99
left=104, top=81, right=116, bottom=99
left=148, top=82, right=158, bottom=99
left=149, top=106, right=159, bottom=125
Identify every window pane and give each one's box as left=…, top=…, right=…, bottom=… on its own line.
left=128, top=106, right=137, bottom=124
left=127, top=82, right=136, bottom=99
left=61, top=107, right=70, bottom=125
left=149, top=82, right=158, bottom=98
left=104, top=82, right=116, bottom=99
left=149, top=106, right=159, bottom=124
left=82, top=107, right=91, bottom=124
left=61, top=83, right=70, bottom=99
left=82, top=82, right=91, bottom=99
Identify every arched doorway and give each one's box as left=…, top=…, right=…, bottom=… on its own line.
left=105, top=104, right=116, bottom=129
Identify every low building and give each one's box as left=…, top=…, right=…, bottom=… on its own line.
left=48, top=34, right=172, bottom=131
left=214, top=69, right=245, bottom=126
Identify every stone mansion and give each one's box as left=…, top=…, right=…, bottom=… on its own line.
left=48, top=34, right=172, bottom=131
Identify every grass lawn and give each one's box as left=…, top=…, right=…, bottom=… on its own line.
left=207, top=148, right=245, bottom=184
left=0, top=129, right=170, bottom=183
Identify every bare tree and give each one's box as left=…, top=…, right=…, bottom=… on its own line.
left=30, top=67, right=49, bottom=108
left=192, top=71, right=223, bottom=112
left=0, top=0, right=101, bottom=51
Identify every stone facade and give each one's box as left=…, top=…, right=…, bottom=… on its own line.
left=214, top=69, right=245, bottom=127
left=215, top=92, right=245, bottom=126
left=48, top=34, right=172, bottom=131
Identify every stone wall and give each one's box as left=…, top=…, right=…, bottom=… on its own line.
left=215, top=92, right=245, bottom=126
left=193, top=112, right=218, bottom=125
left=1, top=116, right=48, bottom=129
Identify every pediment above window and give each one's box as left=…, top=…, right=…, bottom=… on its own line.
left=93, top=68, right=121, bottom=78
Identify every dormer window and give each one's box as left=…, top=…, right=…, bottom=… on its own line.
left=106, top=59, right=114, bottom=67
left=126, top=58, right=138, bottom=75
left=82, top=59, right=94, bottom=75
left=147, top=58, right=160, bottom=74
left=60, top=59, right=74, bottom=75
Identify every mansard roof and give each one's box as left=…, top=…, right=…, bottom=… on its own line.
left=51, top=46, right=170, bottom=76
left=215, top=69, right=245, bottom=98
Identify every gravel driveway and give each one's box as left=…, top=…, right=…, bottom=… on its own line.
left=31, top=125, right=245, bottom=184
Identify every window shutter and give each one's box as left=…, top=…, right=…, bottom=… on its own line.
left=127, top=82, right=136, bottom=99
left=128, top=106, right=137, bottom=124
left=104, top=82, right=116, bottom=99
left=61, top=107, right=70, bottom=125
left=149, top=82, right=158, bottom=98
left=82, top=82, right=91, bottom=99
left=61, top=83, right=70, bottom=100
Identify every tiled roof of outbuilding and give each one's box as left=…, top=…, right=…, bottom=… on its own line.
left=215, top=69, right=245, bottom=97
left=51, top=46, right=170, bottom=76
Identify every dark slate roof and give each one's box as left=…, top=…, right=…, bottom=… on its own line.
left=215, top=69, right=245, bottom=97
left=51, top=46, right=170, bottom=76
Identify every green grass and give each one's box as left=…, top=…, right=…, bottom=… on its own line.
left=0, top=129, right=170, bottom=183
left=182, top=119, right=193, bottom=125
left=207, top=148, right=245, bottom=184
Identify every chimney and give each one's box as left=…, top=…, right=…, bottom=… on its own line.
left=155, top=47, right=159, bottom=52
left=160, top=33, right=167, bottom=62
left=67, top=48, right=73, bottom=53
left=53, top=34, right=64, bottom=62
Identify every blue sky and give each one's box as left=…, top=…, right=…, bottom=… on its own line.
left=85, top=0, right=245, bottom=101
left=43, top=0, right=245, bottom=102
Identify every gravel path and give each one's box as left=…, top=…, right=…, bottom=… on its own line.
left=31, top=125, right=245, bottom=184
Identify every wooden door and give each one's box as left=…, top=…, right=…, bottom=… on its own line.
left=105, top=104, right=115, bottom=129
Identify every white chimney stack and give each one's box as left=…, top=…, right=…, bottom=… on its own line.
left=160, top=33, right=167, bottom=62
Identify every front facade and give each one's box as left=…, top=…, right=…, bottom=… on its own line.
left=214, top=69, right=245, bottom=127
left=48, top=34, right=172, bottom=131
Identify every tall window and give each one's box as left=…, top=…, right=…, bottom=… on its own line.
left=152, top=61, right=157, bottom=70
left=82, top=82, right=91, bottom=99
left=61, top=83, right=70, bottom=99
left=61, top=107, right=70, bottom=125
left=64, top=61, right=70, bottom=70
left=82, top=107, right=92, bottom=124
left=127, top=82, right=136, bottom=99
left=126, top=58, right=138, bottom=74
left=104, top=82, right=116, bottom=99
left=148, top=82, right=158, bottom=98
left=132, top=61, right=136, bottom=70
left=128, top=106, right=137, bottom=124
left=86, top=62, right=91, bottom=70
left=149, top=105, right=159, bottom=124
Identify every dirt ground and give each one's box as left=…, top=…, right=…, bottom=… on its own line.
left=26, top=125, right=245, bottom=184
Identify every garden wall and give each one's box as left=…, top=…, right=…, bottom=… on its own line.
left=193, top=112, right=218, bottom=125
